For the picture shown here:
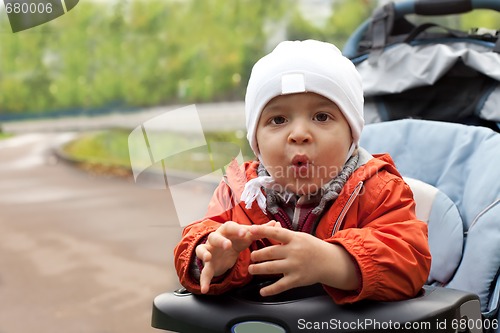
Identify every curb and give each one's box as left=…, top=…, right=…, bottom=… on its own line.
left=53, top=134, right=222, bottom=187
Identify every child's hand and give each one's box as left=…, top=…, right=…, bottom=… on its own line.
left=248, top=224, right=359, bottom=296
left=195, top=220, right=279, bottom=294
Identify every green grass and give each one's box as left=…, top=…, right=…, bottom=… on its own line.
left=0, top=132, right=13, bottom=140
left=63, top=129, right=132, bottom=167
left=62, top=128, right=254, bottom=175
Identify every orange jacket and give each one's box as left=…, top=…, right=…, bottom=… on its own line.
left=174, top=154, right=431, bottom=304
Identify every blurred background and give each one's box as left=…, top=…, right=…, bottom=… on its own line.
left=0, top=0, right=376, bottom=119
left=0, top=1, right=498, bottom=333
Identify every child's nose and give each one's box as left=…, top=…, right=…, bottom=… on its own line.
left=287, top=121, right=312, bottom=144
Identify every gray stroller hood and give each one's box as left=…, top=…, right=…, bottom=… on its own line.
left=356, top=42, right=500, bottom=125
left=344, top=0, right=500, bottom=131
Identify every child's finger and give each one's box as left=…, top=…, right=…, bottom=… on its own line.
left=248, top=257, right=287, bottom=276
left=200, top=263, right=215, bottom=294
left=207, top=231, right=232, bottom=250
left=195, top=244, right=212, bottom=263
left=262, top=220, right=282, bottom=228
left=246, top=221, right=278, bottom=241
left=250, top=244, right=285, bottom=263
left=259, top=277, right=291, bottom=297
left=220, top=221, right=251, bottom=238
left=250, top=224, right=292, bottom=243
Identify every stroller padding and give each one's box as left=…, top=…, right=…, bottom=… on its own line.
left=403, top=177, right=463, bottom=286
left=360, top=119, right=500, bottom=314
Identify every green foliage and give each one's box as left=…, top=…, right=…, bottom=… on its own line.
left=2, top=0, right=496, bottom=117
left=0, top=0, right=373, bottom=116
left=326, top=0, right=376, bottom=48
left=287, top=0, right=376, bottom=49
left=460, top=10, right=500, bottom=31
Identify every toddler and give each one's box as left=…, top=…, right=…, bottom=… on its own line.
left=174, top=40, right=431, bottom=303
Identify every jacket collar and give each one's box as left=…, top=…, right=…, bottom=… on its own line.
left=222, top=149, right=401, bottom=225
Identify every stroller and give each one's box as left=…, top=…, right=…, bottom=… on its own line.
left=151, top=1, right=500, bottom=332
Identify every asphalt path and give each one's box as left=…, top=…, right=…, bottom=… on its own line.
left=0, top=131, right=219, bottom=333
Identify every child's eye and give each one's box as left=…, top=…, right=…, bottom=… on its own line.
left=314, top=112, right=331, bottom=122
left=270, top=116, right=287, bottom=125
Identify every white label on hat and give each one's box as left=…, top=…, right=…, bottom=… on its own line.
left=281, top=73, right=306, bottom=94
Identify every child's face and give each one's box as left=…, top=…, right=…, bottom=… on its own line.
left=255, top=92, right=352, bottom=196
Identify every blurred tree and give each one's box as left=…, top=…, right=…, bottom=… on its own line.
left=1, top=0, right=496, bottom=117
left=325, top=0, right=376, bottom=48
left=460, top=10, right=500, bottom=31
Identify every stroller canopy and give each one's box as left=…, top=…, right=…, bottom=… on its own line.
left=344, top=0, right=500, bottom=130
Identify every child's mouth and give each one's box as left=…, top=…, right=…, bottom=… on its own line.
left=290, top=155, right=311, bottom=177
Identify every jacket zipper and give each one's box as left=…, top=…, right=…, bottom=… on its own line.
left=331, top=181, right=364, bottom=236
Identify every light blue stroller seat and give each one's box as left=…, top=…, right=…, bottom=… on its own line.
left=360, top=119, right=500, bottom=330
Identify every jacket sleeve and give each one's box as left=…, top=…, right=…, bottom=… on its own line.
left=323, top=175, right=432, bottom=304
left=173, top=180, right=254, bottom=294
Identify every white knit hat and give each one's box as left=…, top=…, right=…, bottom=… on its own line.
left=245, top=40, right=364, bottom=158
